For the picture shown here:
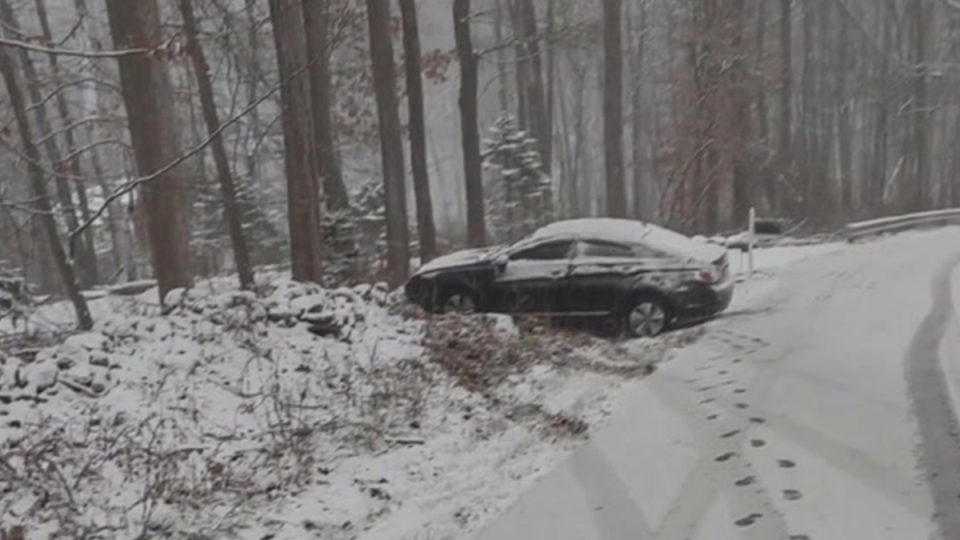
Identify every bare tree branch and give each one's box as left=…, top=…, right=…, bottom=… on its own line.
left=27, top=77, right=122, bottom=114
left=69, top=58, right=314, bottom=242
left=0, top=35, right=154, bottom=59
left=59, top=138, right=130, bottom=164
left=35, top=115, right=126, bottom=145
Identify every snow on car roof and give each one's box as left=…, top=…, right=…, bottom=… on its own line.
left=532, top=218, right=726, bottom=262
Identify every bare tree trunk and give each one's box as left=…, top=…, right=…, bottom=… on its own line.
left=0, top=0, right=97, bottom=287
left=104, top=0, right=193, bottom=303
left=869, top=0, right=891, bottom=215
left=32, top=0, right=100, bottom=287
left=545, top=0, right=556, bottom=179
left=267, top=0, right=323, bottom=284
left=302, top=0, right=349, bottom=212
left=836, top=4, right=853, bottom=215
left=556, top=59, right=573, bottom=217
left=494, top=0, right=510, bottom=113
left=245, top=0, right=261, bottom=188
left=366, top=0, right=411, bottom=284
left=90, top=147, right=126, bottom=278
left=801, top=0, right=825, bottom=222
left=755, top=0, right=775, bottom=213
left=0, top=42, right=92, bottom=330
left=571, top=58, right=588, bottom=217
left=602, top=0, right=626, bottom=218
left=31, top=218, right=58, bottom=293
left=629, top=0, right=648, bottom=220
left=730, top=0, right=753, bottom=227
left=951, top=20, right=960, bottom=209
left=454, top=0, right=487, bottom=247
left=179, top=0, right=255, bottom=290
left=399, top=0, right=438, bottom=263
left=908, top=0, right=930, bottom=212
left=778, top=0, right=793, bottom=214
left=73, top=0, right=133, bottom=280
left=508, top=0, right=529, bottom=131
left=518, top=0, right=550, bottom=174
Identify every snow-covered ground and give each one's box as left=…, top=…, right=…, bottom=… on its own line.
left=0, top=241, right=841, bottom=540
left=478, top=227, right=960, bottom=540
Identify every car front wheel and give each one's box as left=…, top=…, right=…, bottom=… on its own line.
left=440, top=289, right=478, bottom=315
left=625, top=297, right=670, bottom=338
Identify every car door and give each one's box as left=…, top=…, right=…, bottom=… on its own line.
left=493, top=240, right=574, bottom=314
left=562, top=240, right=652, bottom=315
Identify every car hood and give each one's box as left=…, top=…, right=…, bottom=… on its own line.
left=413, top=247, right=502, bottom=276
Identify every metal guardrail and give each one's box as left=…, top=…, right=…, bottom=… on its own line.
left=843, top=208, right=960, bottom=241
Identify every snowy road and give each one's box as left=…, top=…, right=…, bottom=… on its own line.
left=476, top=228, right=960, bottom=540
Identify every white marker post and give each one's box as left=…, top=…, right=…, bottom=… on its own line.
left=747, top=207, right=756, bottom=278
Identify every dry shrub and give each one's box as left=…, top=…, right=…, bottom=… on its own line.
left=423, top=315, right=599, bottom=441
left=424, top=316, right=539, bottom=393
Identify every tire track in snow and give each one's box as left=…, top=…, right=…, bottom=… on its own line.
left=906, top=253, right=960, bottom=540
left=570, top=444, right=656, bottom=540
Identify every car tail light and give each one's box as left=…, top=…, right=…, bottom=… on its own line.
left=697, top=269, right=720, bottom=284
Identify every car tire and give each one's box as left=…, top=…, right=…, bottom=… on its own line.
left=438, top=288, right=478, bottom=315
left=622, top=296, right=671, bottom=338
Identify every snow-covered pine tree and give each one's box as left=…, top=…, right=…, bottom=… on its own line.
left=482, top=114, right=553, bottom=243
left=319, top=180, right=388, bottom=286
left=234, top=175, right=285, bottom=266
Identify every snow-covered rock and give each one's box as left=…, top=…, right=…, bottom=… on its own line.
left=480, top=314, right=519, bottom=338
left=62, top=332, right=110, bottom=353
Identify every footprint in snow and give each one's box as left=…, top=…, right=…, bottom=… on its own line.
left=789, top=535, right=812, bottom=540
left=734, top=388, right=747, bottom=394
left=735, top=403, right=750, bottom=409
left=721, top=430, right=741, bottom=439
left=705, top=414, right=720, bottom=421
left=750, top=439, right=767, bottom=448
left=735, top=513, right=763, bottom=527
left=750, top=417, right=766, bottom=424
left=784, top=489, right=803, bottom=501
left=735, top=476, right=757, bottom=487
left=778, top=459, right=797, bottom=469
left=715, top=452, right=737, bottom=462
left=700, top=398, right=716, bottom=405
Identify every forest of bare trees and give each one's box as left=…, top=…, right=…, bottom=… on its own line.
left=2, top=0, right=960, bottom=326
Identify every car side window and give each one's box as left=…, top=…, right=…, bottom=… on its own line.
left=511, top=241, right=572, bottom=261
left=632, top=244, right=670, bottom=259
left=579, top=241, right=635, bottom=258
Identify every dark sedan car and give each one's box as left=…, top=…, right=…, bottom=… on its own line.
left=405, top=218, right=733, bottom=337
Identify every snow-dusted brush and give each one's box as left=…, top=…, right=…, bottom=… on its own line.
left=0, top=272, right=701, bottom=540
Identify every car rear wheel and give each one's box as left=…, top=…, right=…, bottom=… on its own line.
left=440, top=290, right=477, bottom=315
left=625, top=298, right=669, bottom=338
